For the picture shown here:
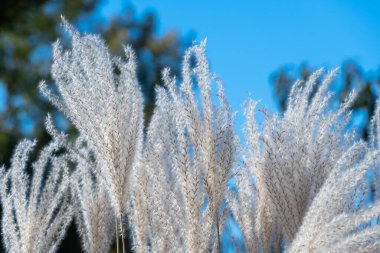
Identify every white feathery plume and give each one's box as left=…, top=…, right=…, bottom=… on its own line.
left=259, top=69, right=356, bottom=241
left=130, top=41, right=237, bottom=253
left=0, top=117, right=73, bottom=253
left=39, top=18, right=144, bottom=244
left=287, top=143, right=380, bottom=253
left=233, top=69, right=358, bottom=252
left=71, top=136, right=116, bottom=253
left=229, top=99, right=274, bottom=253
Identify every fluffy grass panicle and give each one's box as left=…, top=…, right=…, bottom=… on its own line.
left=0, top=116, right=73, bottom=253
left=39, top=18, right=144, bottom=246
left=130, top=41, right=237, bottom=253
left=71, top=136, right=116, bottom=253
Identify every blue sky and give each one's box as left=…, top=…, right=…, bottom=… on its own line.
left=3, top=0, right=378, bottom=135
left=99, top=0, right=380, bottom=129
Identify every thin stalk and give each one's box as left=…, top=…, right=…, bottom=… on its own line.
left=120, top=215, right=126, bottom=253
left=116, top=216, right=120, bottom=253
left=216, top=214, right=221, bottom=253
left=227, top=219, right=240, bottom=253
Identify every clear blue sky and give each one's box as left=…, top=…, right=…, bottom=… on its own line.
left=102, top=0, right=380, bottom=128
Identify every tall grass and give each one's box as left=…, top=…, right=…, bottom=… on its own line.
left=0, top=19, right=379, bottom=253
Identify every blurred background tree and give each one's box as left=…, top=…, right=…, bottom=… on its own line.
left=271, top=61, right=380, bottom=141
left=0, top=0, right=192, bottom=252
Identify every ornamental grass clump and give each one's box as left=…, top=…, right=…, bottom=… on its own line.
left=71, top=136, right=116, bottom=253
left=129, top=41, right=237, bottom=252
left=230, top=69, right=358, bottom=251
left=0, top=19, right=379, bottom=253
left=39, top=18, right=144, bottom=251
left=0, top=117, right=73, bottom=253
